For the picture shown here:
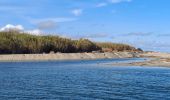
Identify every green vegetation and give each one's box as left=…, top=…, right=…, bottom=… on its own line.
left=96, top=42, right=137, bottom=52
left=0, top=32, right=140, bottom=54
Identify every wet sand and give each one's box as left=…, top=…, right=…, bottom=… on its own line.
left=112, top=52, right=170, bottom=67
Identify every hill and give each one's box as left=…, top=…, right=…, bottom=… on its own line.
left=0, top=32, right=141, bottom=54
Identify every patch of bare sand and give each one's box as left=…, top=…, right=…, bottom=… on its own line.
left=0, top=52, right=138, bottom=62
left=111, top=52, right=170, bottom=67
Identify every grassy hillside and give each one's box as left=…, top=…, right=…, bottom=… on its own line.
left=96, top=42, right=137, bottom=52
left=0, top=32, right=141, bottom=54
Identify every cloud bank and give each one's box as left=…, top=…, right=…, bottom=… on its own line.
left=0, top=24, right=42, bottom=35
left=0, top=24, right=24, bottom=32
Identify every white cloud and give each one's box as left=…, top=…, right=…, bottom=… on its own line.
left=96, top=3, right=108, bottom=7
left=0, top=24, right=24, bottom=32
left=26, top=29, right=42, bottom=35
left=109, top=0, right=132, bottom=3
left=95, top=0, right=132, bottom=8
left=0, top=24, right=42, bottom=35
left=71, top=9, right=83, bottom=16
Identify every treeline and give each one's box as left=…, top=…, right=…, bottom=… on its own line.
left=0, top=32, right=140, bottom=54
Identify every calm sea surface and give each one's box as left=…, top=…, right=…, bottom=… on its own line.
left=0, top=58, right=170, bottom=100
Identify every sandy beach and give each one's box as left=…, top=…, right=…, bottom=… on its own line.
left=0, top=52, right=138, bottom=62
left=1, top=52, right=170, bottom=68
left=111, top=52, right=170, bottom=67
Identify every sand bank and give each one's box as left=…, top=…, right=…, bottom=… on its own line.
left=0, top=52, right=138, bottom=62
left=111, top=52, right=170, bottom=67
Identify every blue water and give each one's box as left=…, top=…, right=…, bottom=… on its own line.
left=0, top=58, right=170, bottom=100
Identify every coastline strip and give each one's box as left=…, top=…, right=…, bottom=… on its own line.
left=0, top=52, right=137, bottom=62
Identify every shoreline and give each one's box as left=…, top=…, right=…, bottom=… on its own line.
left=1, top=52, right=170, bottom=68
left=111, top=52, right=170, bottom=67
left=0, top=52, right=138, bottom=62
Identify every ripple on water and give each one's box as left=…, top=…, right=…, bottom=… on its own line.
left=0, top=58, right=170, bottom=99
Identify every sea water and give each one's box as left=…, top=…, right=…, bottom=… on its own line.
left=0, top=58, right=170, bottom=100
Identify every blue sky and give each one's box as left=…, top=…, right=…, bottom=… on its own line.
left=0, top=0, right=170, bottom=52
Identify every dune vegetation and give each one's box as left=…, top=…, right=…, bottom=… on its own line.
left=96, top=42, right=138, bottom=52
left=0, top=32, right=141, bottom=54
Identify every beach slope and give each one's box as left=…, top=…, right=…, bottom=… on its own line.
left=0, top=52, right=138, bottom=62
